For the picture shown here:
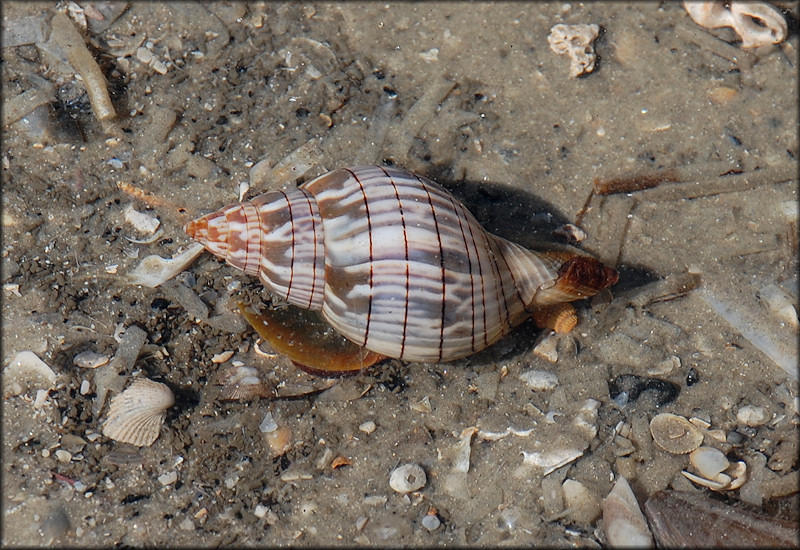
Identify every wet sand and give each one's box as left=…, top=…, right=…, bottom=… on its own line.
left=2, top=2, right=798, bottom=546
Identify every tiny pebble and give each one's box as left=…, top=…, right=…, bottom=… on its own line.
left=737, top=405, right=769, bottom=427
left=254, top=504, right=268, bottom=519
left=422, top=513, right=441, bottom=531
left=179, top=518, right=195, bottom=531
left=80, top=380, right=91, bottom=395
left=519, top=369, right=559, bottom=391
left=389, top=463, right=427, bottom=493
left=532, top=333, right=559, bottom=363
left=211, top=350, right=234, bottom=363
left=33, top=389, right=49, bottom=408
left=355, top=516, right=368, bottom=531
left=359, top=420, right=377, bottom=434
left=54, top=450, right=72, bottom=463
left=224, top=475, right=239, bottom=489
left=158, top=471, right=178, bottom=486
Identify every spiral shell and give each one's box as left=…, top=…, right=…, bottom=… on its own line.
left=186, top=165, right=617, bottom=363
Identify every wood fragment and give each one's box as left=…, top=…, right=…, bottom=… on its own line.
left=637, top=163, right=795, bottom=202
left=593, top=169, right=681, bottom=195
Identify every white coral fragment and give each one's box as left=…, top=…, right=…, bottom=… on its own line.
left=683, top=1, right=787, bottom=48
left=548, top=23, right=600, bottom=78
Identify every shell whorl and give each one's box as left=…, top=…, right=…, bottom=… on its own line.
left=186, top=165, right=617, bottom=362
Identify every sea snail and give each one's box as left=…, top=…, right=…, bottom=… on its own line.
left=186, top=165, right=618, bottom=369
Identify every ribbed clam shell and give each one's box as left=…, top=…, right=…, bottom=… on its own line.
left=186, top=165, right=618, bottom=362
left=102, top=378, right=174, bottom=447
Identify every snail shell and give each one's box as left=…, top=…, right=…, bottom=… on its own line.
left=186, top=165, right=617, bottom=362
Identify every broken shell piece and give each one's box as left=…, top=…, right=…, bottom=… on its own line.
left=264, top=426, right=293, bottom=457
left=359, top=420, right=377, bottom=434
left=563, top=479, right=602, bottom=524
left=689, top=446, right=729, bottom=479
left=259, top=411, right=278, bottom=433
left=3, top=351, right=57, bottom=397
left=123, top=204, right=160, bottom=235
left=547, top=23, right=600, bottom=78
left=758, top=284, right=798, bottom=330
left=389, top=463, right=427, bottom=493
left=521, top=447, right=583, bottom=476
left=211, top=350, right=235, bottom=363
left=553, top=223, right=587, bottom=244
left=73, top=350, right=110, bottom=369
left=532, top=331, right=560, bottom=363
left=102, top=378, right=174, bottom=446
left=682, top=446, right=747, bottom=490
left=450, top=427, right=478, bottom=474
left=331, top=456, right=352, bottom=469
left=682, top=1, right=787, bottom=48
left=602, top=476, right=654, bottom=547
left=650, top=413, right=704, bottom=454
left=127, top=243, right=205, bottom=288
left=728, top=2, right=788, bottom=47
left=214, top=364, right=274, bottom=401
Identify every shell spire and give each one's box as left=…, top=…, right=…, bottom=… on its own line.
left=185, top=188, right=326, bottom=311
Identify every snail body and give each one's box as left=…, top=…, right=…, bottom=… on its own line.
left=186, top=165, right=617, bottom=363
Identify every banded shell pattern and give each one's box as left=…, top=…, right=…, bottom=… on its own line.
left=186, top=165, right=618, bottom=364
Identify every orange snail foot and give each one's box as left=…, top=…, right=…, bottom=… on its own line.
left=532, top=303, right=579, bottom=333
left=238, top=303, right=385, bottom=377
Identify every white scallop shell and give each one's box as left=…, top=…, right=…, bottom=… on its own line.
left=102, top=378, right=174, bottom=446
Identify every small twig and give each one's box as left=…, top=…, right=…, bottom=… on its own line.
left=636, top=163, right=795, bottom=202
